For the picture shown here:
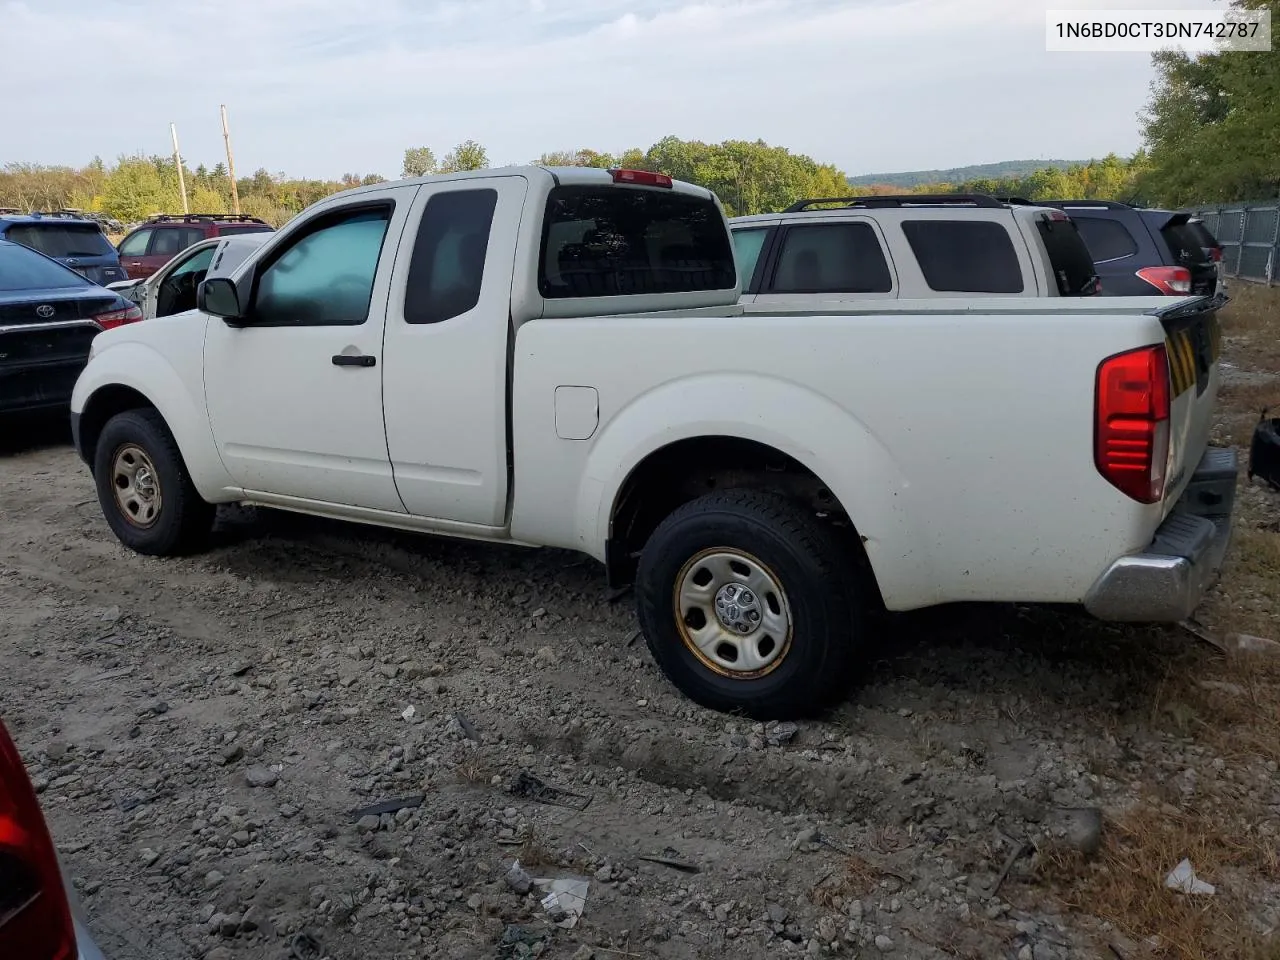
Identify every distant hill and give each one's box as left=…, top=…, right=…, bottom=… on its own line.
left=847, top=159, right=1085, bottom=189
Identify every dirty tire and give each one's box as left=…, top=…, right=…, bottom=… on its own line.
left=93, top=408, right=215, bottom=556
left=635, top=490, right=866, bottom=720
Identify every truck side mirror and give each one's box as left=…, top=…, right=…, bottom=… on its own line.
left=198, top=277, right=244, bottom=322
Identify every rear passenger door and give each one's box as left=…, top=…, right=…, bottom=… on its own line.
left=380, top=175, right=529, bottom=528
left=751, top=216, right=897, bottom=307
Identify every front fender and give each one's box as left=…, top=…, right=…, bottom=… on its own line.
left=71, top=342, right=237, bottom=502
left=578, top=373, right=937, bottom=610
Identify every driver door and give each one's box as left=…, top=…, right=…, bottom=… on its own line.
left=202, top=187, right=419, bottom=512
left=148, top=243, right=217, bottom=318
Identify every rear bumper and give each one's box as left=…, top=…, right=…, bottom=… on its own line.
left=1084, top=446, right=1237, bottom=622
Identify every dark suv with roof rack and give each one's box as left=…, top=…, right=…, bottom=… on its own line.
left=1000, top=199, right=1224, bottom=297
left=115, top=213, right=274, bottom=280
left=0, top=211, right=128, bottom=286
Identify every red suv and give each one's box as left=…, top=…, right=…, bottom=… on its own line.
left=116, top=214, right=274, bottom=279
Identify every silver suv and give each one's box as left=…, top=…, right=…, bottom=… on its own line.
left=730, top=194, right=1101, bottom=305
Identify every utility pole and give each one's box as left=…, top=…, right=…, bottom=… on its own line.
left=170, top=123, right=189, bottom=214
left=221, top=104, right=241, bottom=215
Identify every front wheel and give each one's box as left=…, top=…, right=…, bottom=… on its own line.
left=93, top=409, right=215, bottom=556
left=635, top=490, right=868, bottom=720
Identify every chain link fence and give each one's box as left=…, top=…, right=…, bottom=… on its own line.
left=1186, top=201, right=1280, bottom=284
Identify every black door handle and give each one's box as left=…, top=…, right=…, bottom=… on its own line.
left=332, top=354, right=376, bottom=367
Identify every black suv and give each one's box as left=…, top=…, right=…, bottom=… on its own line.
left=1005, top=199, right=1223, bottom=297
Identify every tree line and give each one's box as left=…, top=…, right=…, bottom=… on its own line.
left=1, top=0, right=1273, bottom=228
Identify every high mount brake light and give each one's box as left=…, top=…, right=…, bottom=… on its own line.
left=1094, top=344, right=1171, bottom=504
left=0, top=721, right=76, bottom=960
left=609, top=169, right=673, bottom=188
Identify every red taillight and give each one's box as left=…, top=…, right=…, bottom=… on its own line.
left=1094, top=345, right=1171, bottom=504
left=93, top=303, right=144, bottom=331
left=0, top=721, right=76, bottom=960
left=1210, top=247, right=1223, bottom=263
left=609, top=169, right=673, bottom=188
left=1136, top=266, right=1192, bottom=295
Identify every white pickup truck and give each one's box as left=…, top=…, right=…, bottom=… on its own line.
left=71, top=166, right=1236, bottom=719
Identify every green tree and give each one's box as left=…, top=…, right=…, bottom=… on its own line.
left=402, top=147, right=437, bottom=178
left=189, top=186, right=227, bottom=214
left=100, top=157, right=179, bottom=221
left=1140, top=0, right=1280, bottom=204
left=440, top=140, right=489, bottom=173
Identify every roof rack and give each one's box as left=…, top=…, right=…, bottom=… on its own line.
left=996, top=196, right=1036, bottom=206
left=144, top=213, right=269, bottom=224
left=783, top=194, right=1006, bottom=212
left=1037, top=199, right=1134, bottom=210
left=25, top=209, right=96, bottom=220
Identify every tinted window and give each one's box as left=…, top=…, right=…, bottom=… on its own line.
left=0, top=242, right=91, bottom=291
left=731, top=228, right=769, bottom=290
left=6, top=223, right=113, bottom=258
left=1072, top=216, right=1138, bottom=262
left=118, top=229, right=152, bottom=256
left=151, top=227, right=203, bottom=257
left=901, top=220, right=1024, bottom=293
left=770, top=223, right=892, bottom=294
left=404, top=189, right=497, bottom=324
left=253, top=206, right=390, bottom=326
left=218, top=224, right=274, bottom=236
left=1163, top=220, right=1214, bottom=265
left=1035, top=218, right=1100, bottom=296
left=539, top=186, right=735, bottom=299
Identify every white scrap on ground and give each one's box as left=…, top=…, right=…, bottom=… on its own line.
left=1165, top=858, right=1215, bottom=895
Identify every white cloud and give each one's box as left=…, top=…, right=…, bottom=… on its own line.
left=0, top=0, right=1222, bottom=178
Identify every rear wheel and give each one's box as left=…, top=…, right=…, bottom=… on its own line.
left=635, top=489, right=867, bottom=719
left=93, top=409, right=214, bottom=555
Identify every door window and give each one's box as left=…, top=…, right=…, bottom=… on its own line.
left=768, top=223, right=892, bottom=293
left=150, top=227, right=202, bottom=258
left=730, top=228, right=769, bottom=290
left=901, top=220, right=1024, bottom=293
left=1071, top=217, right=1139, bottom=262
left=404, top=189, right=497, bottom=324
left=118, top=229, right=152, bottom=256
left=156, top=246, right=218, bottom=317
left=252, top=205, right=392, bottom=326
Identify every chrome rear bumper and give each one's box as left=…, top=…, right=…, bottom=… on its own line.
left=1084, top=447, right=1237, bottom=622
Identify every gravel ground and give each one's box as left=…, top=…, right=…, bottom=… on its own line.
left=1, top=395, right=1277, bottom=960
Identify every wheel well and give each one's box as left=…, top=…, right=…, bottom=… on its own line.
left=606, top=436, right=879, bottom=599
left=78, top=385, right=155, bottom=471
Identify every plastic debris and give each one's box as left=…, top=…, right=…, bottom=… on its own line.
left=349, top=795, right=424, bottom=820
left=1165, top=858, right=1215, bottom=895
left=509, top=771, right=592, bottom=811
left=400, top=704, right=415, bottom=721
left=534, top=877, right=590, bottom=928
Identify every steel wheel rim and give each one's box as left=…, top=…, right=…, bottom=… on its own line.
left=111, top=444, right=163, bottom=529
left=673, top=548, right=793, bottom=679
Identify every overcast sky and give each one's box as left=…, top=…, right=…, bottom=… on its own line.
left=1, top=0, right=1222, bottom=179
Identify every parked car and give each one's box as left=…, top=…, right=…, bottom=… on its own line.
left=0, top=211, right=128, bottom=287
left=72, top=166, right=1234, bottom=719
left=0, top=240, right=142, bottom=417
left=116, top=214, right=274, bottom=280
left=0, top=718, right=109, bottom=959
left=730, top=194, right=1101, bottom=305
left=1002, top=199, right=1224, bottom=297
left=106, top=234, right=271, bottom=320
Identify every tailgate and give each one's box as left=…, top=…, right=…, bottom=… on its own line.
left=1158, top=294, right=1226, bottom=511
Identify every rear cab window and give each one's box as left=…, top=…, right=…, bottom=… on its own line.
left=5, top=223, right=114, bottom=259
left=539, top=186, right=736, bottom=298
left=901, top=220, right=1024, bottom=293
